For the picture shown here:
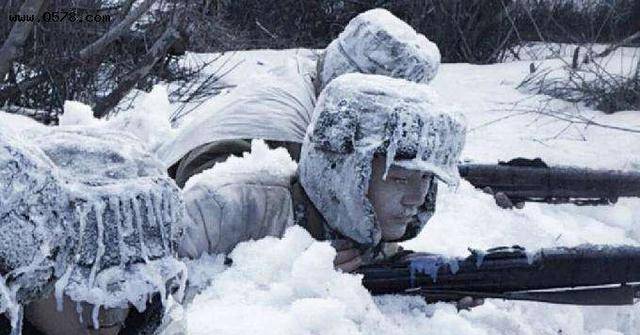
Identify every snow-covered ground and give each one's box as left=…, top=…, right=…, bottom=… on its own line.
left=158, top=47, right=640, bottom=335
left=2, top=44, right=639, bottom=334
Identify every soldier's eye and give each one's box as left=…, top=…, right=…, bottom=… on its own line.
left=392, top=177, right=409, bottom=184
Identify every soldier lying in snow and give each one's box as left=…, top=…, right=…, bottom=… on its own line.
left=0, top=8, right=475, bottom=334
left=0, top=75, right=479, bottom=335
left=161, top=8, right=441, bottom=186
left=177, top=73, right=482, bottom=310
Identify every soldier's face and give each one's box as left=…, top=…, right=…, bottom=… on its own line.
left=368, top=156, right=433, bottom=241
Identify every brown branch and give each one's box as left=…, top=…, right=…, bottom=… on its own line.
left=93, top=19, right=180, bottom=118
left=596, top=30, right=640, bottom=59
left=0, top=0, right=45, bottom=81
left=0, top=72, right=47, bottom=105
left=78, top=0, right=156, bottom=62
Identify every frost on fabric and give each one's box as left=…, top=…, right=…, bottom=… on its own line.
left=157, top=59, right=316, bottom=168
left=299, top=73, right=466, bottom=247
left=320, top=8, right=441, bottom=89
left=0, top=127, right=186, bottom=332
left=183, top=139, right=298, bottom=193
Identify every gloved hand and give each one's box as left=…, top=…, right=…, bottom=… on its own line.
left=482, top=187, right=525, bottom=209
left=332, top=239, right=363, bottom=272
left=455, top=296, right=485, bottom=311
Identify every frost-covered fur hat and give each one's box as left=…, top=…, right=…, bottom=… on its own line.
left=299, top=73, right=466, bottom=247
left=0, top=127, right=186, bottom=324
left=319, top=8, right=441, bottom=90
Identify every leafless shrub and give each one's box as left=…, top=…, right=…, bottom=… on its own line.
left=519, top=45, right=640, bottom=114
left=168, top=53, right=243, bottom=123
left=0, top=0, right=237, bottom=124
left=500, top=94, right=640, bottom=136
left=209, top=0, right=638, bottom=64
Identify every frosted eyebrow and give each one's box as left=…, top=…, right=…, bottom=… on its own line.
left=387, top=165, right=414, bottom=177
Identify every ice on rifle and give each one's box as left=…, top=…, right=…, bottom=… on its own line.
left=409, top=255, right=460, bottom=286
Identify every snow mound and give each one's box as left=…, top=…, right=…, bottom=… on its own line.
left=107, top=85, right=175, bottom=152
left=60, top=101, right=102, bottom=126
left=403, top=181, right=640, bottom=256
left=183, top=139, right=298, bottom=193
left=56, top=84, right=176, bottom=153
left=167, top=225, right=640, bottom=335
left=180, top=226, right=390, bottom=335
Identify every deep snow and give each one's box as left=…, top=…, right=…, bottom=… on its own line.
left=161, top=46, right=640, bottom=335
left=1, top=44, right=639, bottom=334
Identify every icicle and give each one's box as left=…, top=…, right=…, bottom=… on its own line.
left=525, top=250, right=536, bottom=265
left=111, top=196, right=127, bottom=266
left=409, top=256, right=444, bottom=286
left=89, top=202, right=106, bottom=286
left=142, top=263, right=167, bottom=307
left=92, top=304, right=101, bottom=330
left=447, top=258, right=460, bottom=274
left=76, top=302, right=84, bottom=324
left=174, top=261, right=188, bottom=302
left=8, top=306, right=22, bottom=335
left=0, top=273, right=21, bottom=335
left=152, top=191, right=169, bottom=251
left=475, top=250, right=487, bottom=269
left=383, top=118, right=402, bottom=180
left=54, top=204, right=89, bottom=312
left=132, top=196, right=150, bottom=262
left=54, top=265, right=74, bottom=312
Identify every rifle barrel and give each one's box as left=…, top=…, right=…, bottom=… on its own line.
left=359, top=245, right=640, bottom=305
left=458, top=163, right=640, bottom=201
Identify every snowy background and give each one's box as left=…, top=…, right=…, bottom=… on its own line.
left=2, top=44, right=639, bottom=334
left=164, top=45, right=640, bottom=335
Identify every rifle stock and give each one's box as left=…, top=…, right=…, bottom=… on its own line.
left=358, top=245, right=640, bottom=305
left=458, top=158, right=640, bottom=205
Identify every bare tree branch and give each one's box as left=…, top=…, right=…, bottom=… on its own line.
left=596, top=30, right=640, bottom=58
left=78, top=0, right=156, bottom=62
left=93, top=17, right=180, bottom=118
left=0, top=0, right=45, bottom=81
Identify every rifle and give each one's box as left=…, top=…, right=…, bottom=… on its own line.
left=358, top=244, right=640, bottom=305
left=458, top=158, right=640, bottom=206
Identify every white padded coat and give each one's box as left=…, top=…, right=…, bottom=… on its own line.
left=177, top=141, right=298, bottom=258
